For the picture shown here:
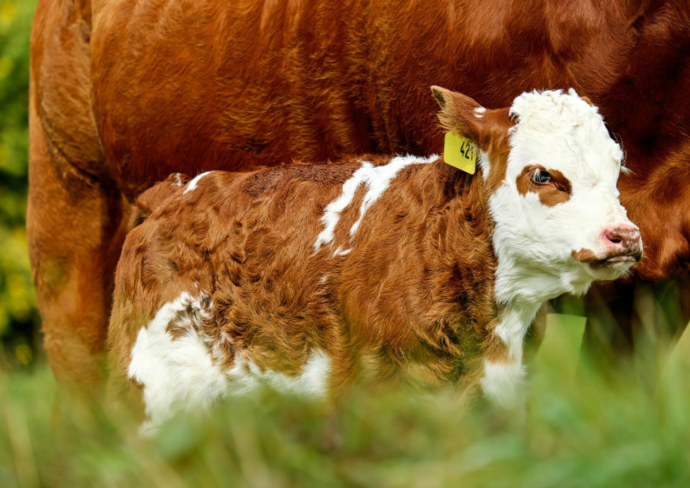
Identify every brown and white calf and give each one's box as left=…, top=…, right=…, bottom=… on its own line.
left=107, top=88, right=641, bottom=427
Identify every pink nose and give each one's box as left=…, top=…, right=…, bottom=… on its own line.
left=603, top=225, right=642, bottom=259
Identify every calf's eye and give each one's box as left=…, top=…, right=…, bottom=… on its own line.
left=532, top=169, right=552, bottom=185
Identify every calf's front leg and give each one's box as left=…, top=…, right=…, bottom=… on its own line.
left=480, top=306, right=541, bottom=407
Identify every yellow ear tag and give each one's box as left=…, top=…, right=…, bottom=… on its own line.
left=443, top=132, right=477, bottom=174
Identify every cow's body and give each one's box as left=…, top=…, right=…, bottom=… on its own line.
left=30, top=0, right=690, bottom=388
left=108, top=89, right=640, bottom=426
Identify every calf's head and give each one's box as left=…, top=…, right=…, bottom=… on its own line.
left=432, top=87, right=642, bottom=302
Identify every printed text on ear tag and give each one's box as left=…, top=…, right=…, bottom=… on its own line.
left=443, top=132, right=477, bottom=174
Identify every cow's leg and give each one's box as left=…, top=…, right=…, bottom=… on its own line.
left=630, top=275, right=690, bottom=381
left=582, top=276, right=690, bottom=383
left=580, top=281, right=634, bottom=373
left=27, top=109, right=126, bottom=393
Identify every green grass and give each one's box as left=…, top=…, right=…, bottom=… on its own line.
left=1, top=316, right=690, bottom=488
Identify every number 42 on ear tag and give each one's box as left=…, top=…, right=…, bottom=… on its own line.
left=443, top=132, right=477, bottom=174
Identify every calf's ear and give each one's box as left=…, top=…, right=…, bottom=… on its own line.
left=431, top=86, right=484, bottom=144
left=431, top=86, right=513, bottom=151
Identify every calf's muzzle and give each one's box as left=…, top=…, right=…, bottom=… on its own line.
left=602, top=225, right=643, bottom=263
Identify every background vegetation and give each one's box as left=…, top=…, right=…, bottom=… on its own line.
left=0, top=0, right=38, bottom=367
left=1, top=2, right=689, bottom=487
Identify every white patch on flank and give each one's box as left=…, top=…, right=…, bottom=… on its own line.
left=128, top=292, right=226, bottom=432
left=474, top=106, right=486, bottom=119
left=175, top=173, right=184, bottom=187
left=129, top=292, right=332, bottom=431
left=184, top=171, right=212, bottom=194
left=313, top=154, right=437, bottom=254
left=227, top=350, right=332, bottom=398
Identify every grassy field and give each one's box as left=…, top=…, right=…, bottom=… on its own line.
left=1, top=315, right=689, bottom=488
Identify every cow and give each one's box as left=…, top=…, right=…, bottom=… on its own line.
left=29, top=0, right=690, bottom=390
left=106, top=88, right=641, bottom=427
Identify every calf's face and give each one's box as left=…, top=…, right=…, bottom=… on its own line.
left=432, top=87, right=642, bottom=299
left=497, top=90, right=642, bottom=284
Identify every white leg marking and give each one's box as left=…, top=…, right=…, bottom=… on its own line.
left=184, top=171, right=212, bottom=194
left=481, top=306, right=539, bottom=407
left=481, top=360, right=526, bottom=407
left=313, top=154, right=438, bottom=254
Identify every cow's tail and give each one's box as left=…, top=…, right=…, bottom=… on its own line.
left=129, top=173, right=190, bottom=229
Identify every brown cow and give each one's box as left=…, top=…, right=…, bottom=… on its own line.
left=30, top=0, right=690, bottom=389
left=107, top=88, right=641, bottom=427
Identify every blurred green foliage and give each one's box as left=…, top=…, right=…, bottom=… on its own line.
left=0, top=315, right=689, bottom=487
left=0, top=0, right=38, bottom=359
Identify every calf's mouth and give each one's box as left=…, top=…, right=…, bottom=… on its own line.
left=601, top=254, right=641, bottom=265
left=571, top=248, right=643, bottom=268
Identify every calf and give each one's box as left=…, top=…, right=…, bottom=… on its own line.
left=107, top=88, right=641, bottom=427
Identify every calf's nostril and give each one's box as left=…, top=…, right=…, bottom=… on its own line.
left=604, top=230, right=624, bottom=245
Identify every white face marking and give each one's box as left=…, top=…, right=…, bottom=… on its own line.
left=313, top=154, right=437, bottom=254
left=184, top=171, right=212, bottom=194
left=479, top=91, right=638, bottom=407
left=129, top=292, right=331, bottom=430
left=488, top=89, right=637, bottom=305
left=474, top=106, right=487, bottom=119
left=175, top=173, right=184, bottom=187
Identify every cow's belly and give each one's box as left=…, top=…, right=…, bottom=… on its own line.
left=90, top=0, right=383, bottom=199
